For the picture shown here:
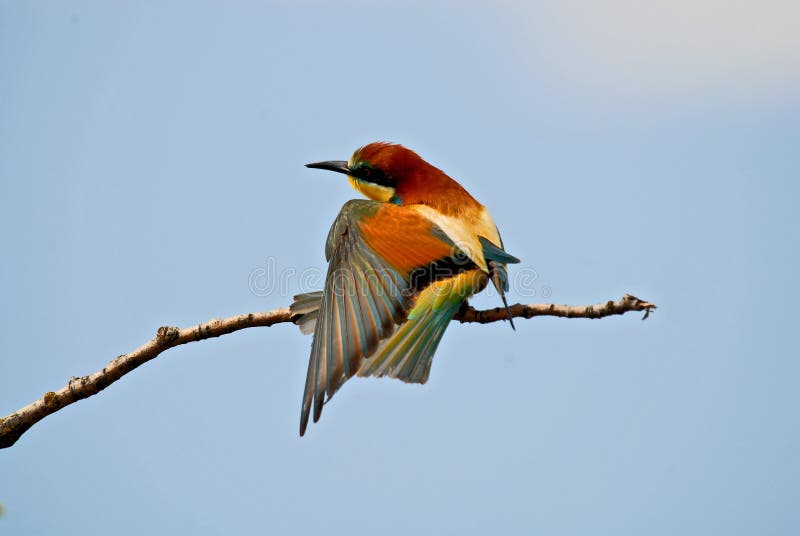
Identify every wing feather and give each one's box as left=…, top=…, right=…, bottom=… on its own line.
left=300, top=199, right=457, bottom=435
left=296, top=202, right=522, bottom=434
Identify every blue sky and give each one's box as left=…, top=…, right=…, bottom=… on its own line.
left=1, top=1, right=798, bottom=534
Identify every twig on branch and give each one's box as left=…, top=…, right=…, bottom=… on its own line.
left=0, top=294, right=655, bottom=449
left=457, top=293, right=656, bottom=323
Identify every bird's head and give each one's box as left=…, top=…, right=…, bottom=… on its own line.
left=306, top=142, right=456, bottom=206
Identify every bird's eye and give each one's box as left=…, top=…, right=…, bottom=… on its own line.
left=356, top=164, right=394, bottom=187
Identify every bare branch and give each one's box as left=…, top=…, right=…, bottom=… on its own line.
left=456, top=294, right=656, bottom=323
left=0, top=309, right=291, bottom=449
left=0, top=294, right=655, bottom=449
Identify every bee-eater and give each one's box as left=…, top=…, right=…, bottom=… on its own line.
left=293, top=142, right=519, bottom=436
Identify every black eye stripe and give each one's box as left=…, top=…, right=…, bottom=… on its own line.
left=354, top=165, right=396, bottom=188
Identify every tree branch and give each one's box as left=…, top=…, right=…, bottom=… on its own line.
left=0, top=294, right=655, bottom=449
left=457, top=293, right=656, bottom=323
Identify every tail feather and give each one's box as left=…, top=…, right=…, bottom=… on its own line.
left=357, top=270, right=485, bottom=384
left=291, top=291, right=323, bottom=335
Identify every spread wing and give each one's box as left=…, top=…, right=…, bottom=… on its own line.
left=300, top=199, right=458, bottom=435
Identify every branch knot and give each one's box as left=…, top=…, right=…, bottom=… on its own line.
left=43, top=391, right=58, bottom=408
left=156, top=326, right=180, bottom=344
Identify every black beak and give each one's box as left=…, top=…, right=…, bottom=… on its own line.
left=305, top=160, right=350, bottom=175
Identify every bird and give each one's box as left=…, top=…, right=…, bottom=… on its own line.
left=292, top=142, right=519, bottom=436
